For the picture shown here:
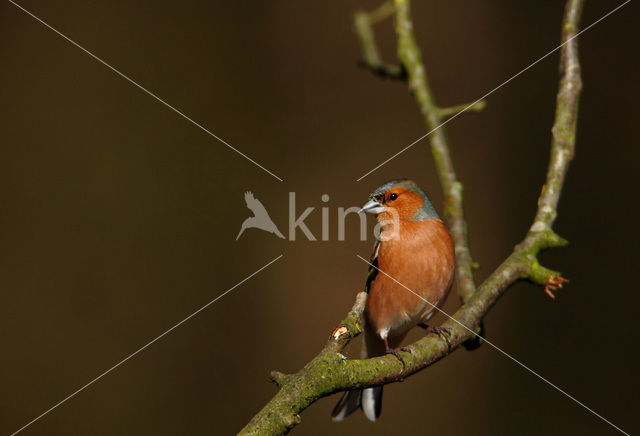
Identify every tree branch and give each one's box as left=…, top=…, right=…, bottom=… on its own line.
left=239, top=0, right=583, bottom=434
left=354, top=2, right=407, bottom=80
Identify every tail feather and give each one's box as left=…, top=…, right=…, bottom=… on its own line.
left=332, top=322, right=389, bottom=422
left=331, top=390, right=362, bottom=422
left=362, top=386, right=383, bottom=421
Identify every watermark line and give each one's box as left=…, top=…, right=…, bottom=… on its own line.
left=356, top=0, right=631, bottom=181
left=10, top=254, right=283, bottom=436
left=7, top=0, right=283, bottom=182
left=357, top=255, right=629, bottom=436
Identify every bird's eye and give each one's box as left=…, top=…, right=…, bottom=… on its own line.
left=388, top=193, right=398, bottom=201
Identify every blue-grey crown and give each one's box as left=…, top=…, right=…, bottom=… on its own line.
left=369, top=178, right=439, bottom=221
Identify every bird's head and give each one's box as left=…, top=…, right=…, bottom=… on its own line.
left=360, top=178, right=439, bottom=223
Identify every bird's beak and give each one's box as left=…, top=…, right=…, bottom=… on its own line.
left=359, top=199, right=386, bottom=214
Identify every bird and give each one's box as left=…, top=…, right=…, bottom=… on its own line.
left=236, top=191, right=285, bottom=240
left=332, top=178, right=455, bottom=422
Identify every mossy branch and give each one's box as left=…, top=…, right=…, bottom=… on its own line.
left=239, top=0, right=584, bottom=434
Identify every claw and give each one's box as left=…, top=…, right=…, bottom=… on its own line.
left=384, top=348, right=407, bottom=367
left=383, top=337, right=408, bottom=368
left=424, top=325, right=452, bottom=338
left=419, top=324, right=453, bottom=351
left=544, top=275, right=569, bottom=299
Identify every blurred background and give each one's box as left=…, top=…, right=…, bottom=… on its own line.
left=1, top=1, right=638, bottom=435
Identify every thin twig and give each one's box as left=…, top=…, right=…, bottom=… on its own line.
left=439, top=100, right=487, bottom=120
left=354, top=2, right=407, bottom=80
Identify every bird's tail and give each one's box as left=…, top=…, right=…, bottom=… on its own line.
left=331, top=326, right=388, bottom=422
left=331, top=386, right=383, bottom=422
left=331, top=389, right=362, bottom=421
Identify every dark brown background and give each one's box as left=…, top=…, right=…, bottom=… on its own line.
left=1, top=1, right=638, bottom=435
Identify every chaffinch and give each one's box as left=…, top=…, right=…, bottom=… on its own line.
left=332, top=178, right=456, bottom=422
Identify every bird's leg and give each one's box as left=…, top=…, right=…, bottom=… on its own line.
left=418, top=323, right=452, bottom=351
left=383, top=337, right=407, bottom=368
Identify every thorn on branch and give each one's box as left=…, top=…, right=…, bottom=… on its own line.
left=541, top=230, right=569, bottom=249
left=525, top=228, right=569, bottom=253
left=269, top=370, right=291, bottom=388
left=438, top=100, right=487, bottom=120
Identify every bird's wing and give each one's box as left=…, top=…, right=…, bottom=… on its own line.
left=244, top=191, right=256, bottom=207
left=244, top=191, right=270, bottom=217
left=365, top=239, right=380, bottom=294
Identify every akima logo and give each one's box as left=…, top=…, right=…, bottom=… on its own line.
left=236, top=191, right=401, bottom=242
left=236, top=191, right=285, bottom=240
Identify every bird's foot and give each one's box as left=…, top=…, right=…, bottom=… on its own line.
left=384, top=348, right=408, bottom=368
left=382, top=337, right=410, bottom=369
left=419, top=324, right=453, bottom=351
left=544, top=275, right=569, bottom=299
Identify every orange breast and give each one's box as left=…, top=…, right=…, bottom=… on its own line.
left=365, top=219, right=455, bottom=340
